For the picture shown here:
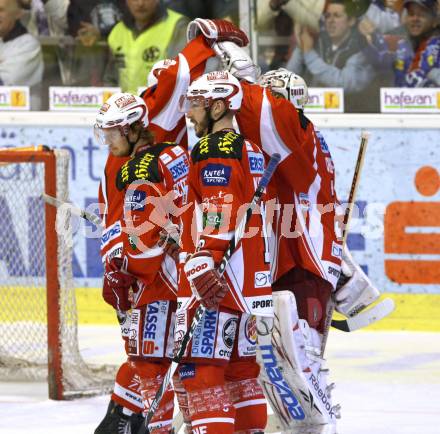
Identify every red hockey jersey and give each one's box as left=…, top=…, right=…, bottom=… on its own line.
left=179, top=130, right=272, bottom=317
left=236, top=83, right=342, bottom=289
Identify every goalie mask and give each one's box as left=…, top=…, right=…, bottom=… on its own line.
left=94, top=92, right=149, bottom=149
left=179, top=70, right=243, bottom=113
left=259, top=68, right=309, bottom=110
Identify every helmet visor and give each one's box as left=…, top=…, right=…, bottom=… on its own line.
left=93, top=125, right=123, bottom=147
left=178, top=95, right=210, bottom=113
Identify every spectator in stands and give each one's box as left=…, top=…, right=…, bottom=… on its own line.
left=18, top=0, right=68, bottom=37
left=104, top=0, right=189, bottom=93
left=0, top=0, right=43, bottom=107
left=67, top=0, right=125, bottom=86
left=363, top=0, right=403, bottom=33
left=257, top=0, right=295, bottom=72
left=361, top=0, right=440, bottom=86
left=286, top=0, right=376, bottom=112
left=68, top=0, right=125, bottom=47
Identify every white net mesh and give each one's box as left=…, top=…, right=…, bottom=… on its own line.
left=0, top=149, right=115, bottom=398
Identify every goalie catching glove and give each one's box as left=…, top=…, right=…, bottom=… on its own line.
left=102, top=257, right=136, bottom=311
left=187, top=18, right=249, bottom=47
left=334, top=246, right=381, bottom=317
left=184, top=250, right=229, bottom=309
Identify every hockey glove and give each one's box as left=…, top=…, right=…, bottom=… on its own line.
left=102, top=258, right=136, bottom=311
left=334, top=246, right=380, bottom=317
left=213, top=41, right=261, bottom=83
left=158, top=223, right=181, bottom=262
left=187, top=18, right=249, bottom=47
left=184, top=250, right=229, bottom=309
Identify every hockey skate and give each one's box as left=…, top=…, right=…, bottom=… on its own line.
left=95, top=399, right=144, bottom=434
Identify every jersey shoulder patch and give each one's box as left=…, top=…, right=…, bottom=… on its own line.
left=191, top=130, right=244, bottom=163
left=116, top=142, right=175, bottom=190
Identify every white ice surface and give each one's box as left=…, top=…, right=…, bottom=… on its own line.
left=1, top=326, right=439, bottom=434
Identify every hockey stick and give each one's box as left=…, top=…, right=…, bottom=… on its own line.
left=41, top=193, right=103, bottom=227
left=320, top=132, right=368, bottom=355
left=137, top=153, right=281, bottom=434
left=42, top=192, right=186, bottom=430
left=321, top=133, right=396, bottom=352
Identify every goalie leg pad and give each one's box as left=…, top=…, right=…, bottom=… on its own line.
left=256, top=291, right=339, bottom=433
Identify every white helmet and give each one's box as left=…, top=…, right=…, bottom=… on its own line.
left=94, top=92, right=148, bottom=145
left=147, top=58, right=176, bottom=88
left=179, top=70, right=243, bottom=113
left=259, top=68, right=309, bottom=109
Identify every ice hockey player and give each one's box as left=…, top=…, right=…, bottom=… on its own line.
left=175, top=70, right=270, bottom=434
left=94, top=21, right=250, bottom=433
left=94, top=91, right=190, bottom=434
left=208, top=43, right=382, bottom=433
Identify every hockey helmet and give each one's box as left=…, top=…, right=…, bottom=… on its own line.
left=259, top=68, right=309, bottom=110
left=147, top=58, right=177, bottom=88
left=94, top=92, right=148, bottom=146
left=179, top=70, right=243, bottom=113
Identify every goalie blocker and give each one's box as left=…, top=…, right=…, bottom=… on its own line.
left=256, top=291, right=340, bottom=434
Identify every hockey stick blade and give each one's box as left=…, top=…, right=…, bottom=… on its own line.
left=331, top=297, right=395, bottom=332
left=138, top=153, right=281, bottom=434
left=41, top=192, right=103, bottom=227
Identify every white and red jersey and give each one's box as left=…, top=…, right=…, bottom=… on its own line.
left=115, top=142, right=189, bottom=307
left=142, top=35, right=216, bottom=148
left=98, top=35, right=214, bottom=267
left=179, top=130, right=272, bottom=317
left=236, top=82, right=342, bottom=289
left=99, top=154, right=129, bottom=264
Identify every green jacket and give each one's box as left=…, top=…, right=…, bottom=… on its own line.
left=106, top=8, right=187, bottom=93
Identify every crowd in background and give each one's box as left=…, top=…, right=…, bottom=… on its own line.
left=1, top=0, right=440, bottom=111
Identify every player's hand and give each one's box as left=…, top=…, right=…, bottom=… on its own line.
left=187, top=18, right=249, bottom=47
left=298, top=26, right=315, bottom=53
left=213, top=41, right=260, bottom=82
left=102, top=258, right=136, bottom=311
left=184, top=250, right=229, bottom=309
left=334, top=246, right=380, bottom=317
left=158, top=223, right=181, bottom=262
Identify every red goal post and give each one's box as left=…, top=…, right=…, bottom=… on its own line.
left=0, top=147, right=114, bottom=399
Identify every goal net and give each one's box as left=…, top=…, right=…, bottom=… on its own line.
left=0, top=147, right=115, bottom=399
